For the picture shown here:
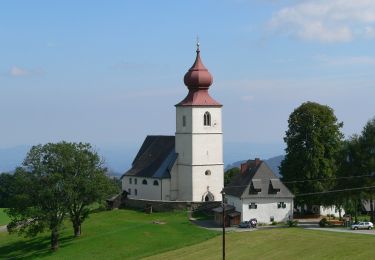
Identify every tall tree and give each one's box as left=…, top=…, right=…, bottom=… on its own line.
left=224, top=167, right=240, bottom=186
left=336, top=136, right=364, bottom=222
left=280, top=102, right=344, bottom=208
left=359, top=117, right=375, bottom=222
left=6, top=142, right=118, bottom=250
left=62, top=142, right=118, bottom=237
left=0, top=172, right=16, bottom=208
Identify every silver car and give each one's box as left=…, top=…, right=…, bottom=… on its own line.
left=351, top=222, right=373, bottom=230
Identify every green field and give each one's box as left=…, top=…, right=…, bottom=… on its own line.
left=0, top=208, right=10, bottom=225
left=1, top=209, right=375, bottom=259
left=148, top=228, right=375, bottom=260
left=0, top=209, right=218, bottom=259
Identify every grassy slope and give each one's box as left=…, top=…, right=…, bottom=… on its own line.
left=147, top=228, right=375, bottom=260
left=0, top=208, right=10, bottom=225
left=0, top=209, right=218, bottom=259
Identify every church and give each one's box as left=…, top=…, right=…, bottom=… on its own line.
left=121, top=44, right=224, bottom=202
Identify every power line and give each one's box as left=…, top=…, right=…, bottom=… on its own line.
left=295, top=185, right=375, bottom=197
left=283, top=174, right=374, bottom=184
left=224, top=174, right=374, bottom=189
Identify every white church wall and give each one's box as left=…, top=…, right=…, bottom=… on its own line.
left=191, top=165, right=224, bottom=202
left=169, top=162, right=179, bottom=201
left=192, top=134, right=223, bottom=165
left=161, top=178, right=171, bottom=201
left=175, top=133, right=192, bottom=164
left=122, top=176, right=166, bottom=200
left=176, top=107, right=193, bottom=133
left=191, top=107, right=222, bottom=134
left=176, top=165, right=193, bottom=201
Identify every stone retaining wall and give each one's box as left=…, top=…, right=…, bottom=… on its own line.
left=122, top=197, right=221, bottom=213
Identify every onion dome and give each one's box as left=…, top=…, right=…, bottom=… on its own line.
left=183, top=42, right=213, bottom=90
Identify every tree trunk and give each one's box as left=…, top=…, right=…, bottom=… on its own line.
left=74, top=223, right=81, bottom=237
left=354, top=199, right=358, bottom=223
left=51, top=228, right=59, bottom=251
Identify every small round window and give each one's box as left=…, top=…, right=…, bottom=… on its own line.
left=205, top=170, right=211, bottom=176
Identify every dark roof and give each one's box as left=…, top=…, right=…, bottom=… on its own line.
left=224, top=159, right=294, bottom=199
left=212, top=205, right=236, bottom=213
left=121, top=135, right=177, bottom=179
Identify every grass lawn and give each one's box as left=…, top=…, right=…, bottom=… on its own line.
left=0, top=209, right=218, bottom=259
left=147, top=228, right=375, bottom=260
left=0, top=208, right=10, bottom=225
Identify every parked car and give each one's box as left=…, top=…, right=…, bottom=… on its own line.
left=239, top=218, right=258, bottom=228
left=351, top=222, right=373, bottom=230
left=239, top=221, right=251, bottom=228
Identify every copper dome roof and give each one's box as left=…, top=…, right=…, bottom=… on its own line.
left=183, top=44, right=213, bottom=90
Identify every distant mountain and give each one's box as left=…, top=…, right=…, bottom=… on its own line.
left=225, top=155, right=285, bottom=177
left=264, top=155, right=284, bottom=177
left=1, top=141, right=285, bottom=176
left=0, top=145, right=30, bottom=173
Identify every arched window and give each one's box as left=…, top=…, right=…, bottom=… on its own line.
left=205, top=170, right=211, bottom=176
left=182, top=115, right=186, bottom=127
left=142, top=179, right=147, bottom=185
left=204, top=112, right=211, bottom=126
left=153, top=180, right=159, bottom=186
left=202, top=191, right=214, bottom=202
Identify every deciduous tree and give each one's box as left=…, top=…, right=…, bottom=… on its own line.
left=280, top=102, right=344, bottom=209
left=6, top=142, right=118, bottom=250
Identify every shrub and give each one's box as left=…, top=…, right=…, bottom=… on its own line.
left=319, top=218, right=328, bottom=227
left=287, top=220, right=298, bottom=227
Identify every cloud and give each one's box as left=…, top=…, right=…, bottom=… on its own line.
left=365, top=26, right=375, bottom=38
left=316, top=55, right=375, bottom=66
left=7, top=66, right=44, bottom=78
left=269, top=0, right=375, bottom=42
left=10, top=66, right=30, bottom=77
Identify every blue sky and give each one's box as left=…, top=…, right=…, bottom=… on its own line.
left=1, top=1, right=375, bottom=164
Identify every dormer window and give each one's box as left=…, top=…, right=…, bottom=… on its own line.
left=249, top=179, right=262, bottom=194
left=204, top=112, right=211, bottom=126
left=269, top=179, right=281, bottom=194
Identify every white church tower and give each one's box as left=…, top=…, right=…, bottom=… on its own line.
left=174, top=43, right=224, bottom=202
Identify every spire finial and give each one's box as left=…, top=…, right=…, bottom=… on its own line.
left=196, top=36, right=200, bottom=52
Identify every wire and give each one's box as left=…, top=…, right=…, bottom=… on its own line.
left=224, top=174, right=374, bottom=189
left=295, top=185, right=375, bottom=197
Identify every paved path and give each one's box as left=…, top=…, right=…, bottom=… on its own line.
left=192, top=219, right=375, bottom=235
left=305, top=227, right=375, bottom=235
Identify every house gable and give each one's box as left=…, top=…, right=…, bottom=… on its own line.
left=224, top=159, right=294, bottom=199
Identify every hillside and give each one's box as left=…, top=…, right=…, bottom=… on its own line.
left=1, top=209, right=375, bottom=259
left=0, top=209, right=218, bottom=259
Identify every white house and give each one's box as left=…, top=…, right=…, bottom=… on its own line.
left=121, top=43, right=224, bottom=202
left=224, top=159, right=294, bottom=224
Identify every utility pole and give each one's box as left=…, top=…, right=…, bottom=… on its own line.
left=221, top=190, right=226, bottom=260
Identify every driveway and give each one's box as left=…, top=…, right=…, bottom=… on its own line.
left=191, top=219, right=257, bottom=232
left=305, top=227, right=375, bottom=235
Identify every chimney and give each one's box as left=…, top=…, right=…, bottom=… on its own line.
left=240, top=162, right=249, bottom=174
left=254, top=158, right=261, bottom=166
